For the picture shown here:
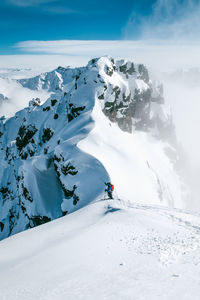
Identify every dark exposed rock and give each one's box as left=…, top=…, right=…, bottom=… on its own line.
left=102, top=81, right=170, bottom=135
left=30, top=98, right=41, bottom=107
left=119, top=62, right=135, bottom=75
left=53, top=160, right=79, bottom=206
left=61, top=163, right=78, bottom=176
left=43, top=106, right=51, bottom=111
left=42, top=128, right=54, bottom=143
left=16, top=124, right=38, bottom=152
left=29, top=215, right=51, bottom=228
left=9, top=208, right=16, bottom=235
left=21, top=151, right=28, bottom=160
left=105, top=66, right=113, bottom=77
left=0, top=186, right=9, bottom=200
left=0, top=222, right=4, bottom=232
left=67, top=103, right=85, bottom=122
left=98, top=93, right=104, bottom=100
left=138, top=64, right=149, bottom=83
left=22, top=183, right=33, bottom=202
left=51, top=99, right=57, bottom=106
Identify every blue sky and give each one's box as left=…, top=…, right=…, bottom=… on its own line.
left=0, top=0, right=155, bottom=54
left=1, top=0, right=200, bottom=55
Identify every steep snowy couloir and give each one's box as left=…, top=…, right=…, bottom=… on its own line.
left=0, top=56, right=187, bottom=240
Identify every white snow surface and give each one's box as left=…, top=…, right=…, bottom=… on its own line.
left=0, top=199, right=200, bottom=300
left=0, top=56, right=188, bottom=240
left=0, top=56, right=197, bottom=299
left=79, top=100, right=182, bottom=207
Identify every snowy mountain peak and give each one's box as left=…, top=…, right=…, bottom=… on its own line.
left=19, top=56, right=171, bottom=138
left=0, top=57, right=186, bottom=240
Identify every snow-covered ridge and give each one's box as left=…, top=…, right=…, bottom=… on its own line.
left=0, top=56, right=186, bottom=240
left=19, top=56, right=171, bottom=137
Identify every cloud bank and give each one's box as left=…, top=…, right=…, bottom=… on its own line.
left=125, top=0, right=200, bottom=40
left=14, top=39, right=200, bottom=72
left=13, top=0, right=200, bottom=70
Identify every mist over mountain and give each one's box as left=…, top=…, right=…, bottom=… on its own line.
left=159, top=67, right=200, bottom=210
left=1, top=0, right=200, bottom=298
left=0, top=56, right=189, bottom=240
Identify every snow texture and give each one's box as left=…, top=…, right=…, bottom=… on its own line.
left=0, top=199, right=200, bottom=300
left=0, top=56, right=188, bottom=240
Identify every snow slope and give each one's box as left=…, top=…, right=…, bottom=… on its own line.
left=0, top=56, right=188, bottom=240
left=79, top=100, right=182, bottom=207
left=0, top=199, right=200, bottom=300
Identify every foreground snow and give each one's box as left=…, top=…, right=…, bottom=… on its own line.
left=0, top=198, right=200, bottom=300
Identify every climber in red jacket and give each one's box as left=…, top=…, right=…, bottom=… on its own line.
left=105, top=182, right=114, bottom=199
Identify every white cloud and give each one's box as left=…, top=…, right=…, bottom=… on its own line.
left=14, top=39, right=200, bottom=71
left=6, top=0, right=80, bottom=14
left=125, top=0, right=200, bottom=40
left=6, top=0, right=57, bottom=7
left=0, top=77, right=50, bottom=118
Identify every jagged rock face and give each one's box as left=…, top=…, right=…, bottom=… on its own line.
left=0, top=93, right=8, bottom=104
left=98, top=60, right=173, bottom=140
left=19, top=57, right=173, bottom=139
left=0, top=56, right=178, bottom=240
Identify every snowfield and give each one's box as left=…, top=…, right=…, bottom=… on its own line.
left=0, top=56, right=198, bottom=299
left=0, top=199, right=200, bottom=300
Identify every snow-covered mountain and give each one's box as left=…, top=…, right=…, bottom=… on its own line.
left=0, top=56, right=187, bottom=240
